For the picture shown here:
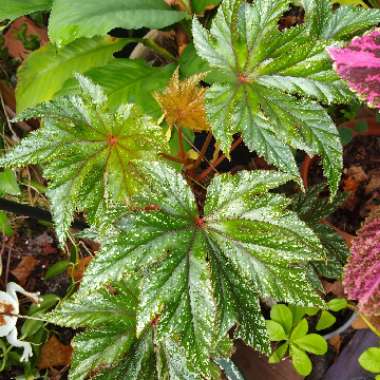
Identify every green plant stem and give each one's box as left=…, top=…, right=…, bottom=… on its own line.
left=360, top=313, right=380, bottom=338
left=120, top=37, right=178, bottom=62
left=197, top=136, right=243, bottom=181
left=0, top=312, right=47, bottom=323
left=141, top=38, right=178, bottom=62
left=188, top=131, right=213, bottom=170
left=177, top=126, right=187, bottom=162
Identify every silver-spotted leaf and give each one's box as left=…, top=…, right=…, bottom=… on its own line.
left=48, top=281, right=203, bottom=380
left=0, top=75, right=166, bottom=243
left=291, top=185, right=349, bottom=280
left=81, top=162, right=325, bottom=377
left=303, top=0, right=380, bottom=40
left=70, top=325, right=135, bottom=380
left=192, top=0, right=347, bottom=195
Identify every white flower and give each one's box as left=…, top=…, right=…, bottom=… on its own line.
left=0, top=282, right=40, bottom=362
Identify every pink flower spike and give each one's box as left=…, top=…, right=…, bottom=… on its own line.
left=343, top=218, right=380, bottom=316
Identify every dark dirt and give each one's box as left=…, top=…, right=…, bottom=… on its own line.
left=0, top=220, right=77, bottom=379
left=308, top=135, right=380, bottom=235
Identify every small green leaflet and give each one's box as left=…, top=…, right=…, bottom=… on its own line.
left=0, top=0, right=52, bottom=22
left=0, top=75, right=166, bottom=244
left=0, top=169, right=21, bottom=196
left=81, top=162, right=325, bottom=378
left=303, top=0, right=380, bottom=40
left=192, top=0, right=350, bottom=196
left=48, top=0, right=187, bottom=47
left=359, top=347, right=380, bottom=374
left=266, top=305, right=327, bottom=376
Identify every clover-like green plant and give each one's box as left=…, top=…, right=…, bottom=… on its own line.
left=359, top=345, right=380, bottom=380
left=267, top=304, right=328, bottom=377
left=0, top=75, right=166, bottom=244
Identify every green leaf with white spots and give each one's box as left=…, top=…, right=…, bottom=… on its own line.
left=192, top=0, right=348, bottom=195
left=94, top=329, right=158, bottom=380
left=291, top=185, right=349, bottom=280
left=81, top=162, right=325, bottom=376
left=70, top=325, right=135, bottom=380
left=303, top=0, right=380, bottom=40
left=48, top=281, right=208, bottom=380
left=46, top=281, right=143, bottom=380
left=0, top=75, right=166, bottom=244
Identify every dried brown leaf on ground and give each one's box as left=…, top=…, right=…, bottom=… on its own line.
left=33, top=232, right=57, bottom=255
left=68, top=256, right=92, bottom=282
left=38, top=335, right=73, bottom=369
left=352, top=315, right=380, bottom=332
left=10, top=256, right=39, bottom=285
left=4, top=17, right=48, bottom=61
left=329, top=336, right=342, bottom=354
left=343, top=165, right=368, bottom=193
left=322, top=280, right=346, bottom=298
left=164, top=0, right=188, bottom=11
left=365, top=169, right=380, bottom=194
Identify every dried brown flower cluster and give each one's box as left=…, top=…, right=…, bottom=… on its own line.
left=155, top=69, right=210, bottom=132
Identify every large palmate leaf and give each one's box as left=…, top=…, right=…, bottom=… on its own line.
left=192, top=0, right=347, bottom=195
left=303, top=0, right=380, bottom=40
left=329, top=29, right=380, bottom=109
left=48, top=280, right=214, bottom=379
left=16, top=36, right=125, bottom=113
left=48, top=0, right=187, bottom=47
left=291, top=185, right=349, bottom=281
left=58, top=59, right=176, bottom=117
left=81, top=162, right=325, bottom=377
left=0, top=76, right=166, bottom=243
left=0, top=0, right=52, bottom=21
left=47, top=281, right=154, bottom=380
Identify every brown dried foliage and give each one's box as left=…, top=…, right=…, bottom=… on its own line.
left=154, top=70, right=210, bottom=132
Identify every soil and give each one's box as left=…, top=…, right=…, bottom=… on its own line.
left=0, top=219, right=93, bottom=379
left=307, top=135, right=380, bottom=235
